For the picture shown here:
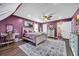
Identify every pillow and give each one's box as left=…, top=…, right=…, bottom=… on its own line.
left=24, top=30, right=27, bottom=33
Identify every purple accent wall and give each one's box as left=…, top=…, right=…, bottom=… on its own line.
left=0, top=15, right=24, bottom=42
left=0, top=15, right=42, bottom=36
left=0, top=15, right=24, bottom=35
left=0, top=15, right=42, bottom=42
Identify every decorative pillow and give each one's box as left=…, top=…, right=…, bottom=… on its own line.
left=24, top=30, right=27, bottom=33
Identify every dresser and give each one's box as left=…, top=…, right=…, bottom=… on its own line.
left=48, top=29, right=55, bottom=37
left=69, top=32, right=79, bottom=56
left=69, top=8, right=79, bottom=56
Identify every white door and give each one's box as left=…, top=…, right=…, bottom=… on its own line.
left=43, top=24, right=47, bottom=34
left=61, top=21, right=71, bottom=39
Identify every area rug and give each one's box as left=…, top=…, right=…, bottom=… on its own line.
left=19, top=40, right=67, bottom=56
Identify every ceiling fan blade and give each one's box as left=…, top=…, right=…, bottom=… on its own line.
left=48, top=11, right=56, bottom=16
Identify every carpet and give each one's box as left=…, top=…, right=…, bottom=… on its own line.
left=19, top=40, right=67, bottom=56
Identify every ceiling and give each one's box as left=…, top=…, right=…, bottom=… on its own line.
left=0, top=3, right=79, bottom=23
left=14, top=3, right=79, bottom=23
left=0, top=3, right=20, bottom=21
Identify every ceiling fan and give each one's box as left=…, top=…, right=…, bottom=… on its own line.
left=42, top=14, right=53, bottom=21
left=39, top=11, right=57, bottom=21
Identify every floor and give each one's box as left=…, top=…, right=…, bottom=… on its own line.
left=0, top=38, right=73, bottom=56
left=61, top=38, right=73, bottom=56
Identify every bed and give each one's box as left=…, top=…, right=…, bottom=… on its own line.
left=22, top=32, right=47, bottom=46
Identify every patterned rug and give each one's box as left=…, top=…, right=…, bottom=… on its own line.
left=19, top=40, right=67, bottom=56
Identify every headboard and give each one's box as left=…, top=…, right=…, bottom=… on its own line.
left=23, top=27, right=34, bottom=34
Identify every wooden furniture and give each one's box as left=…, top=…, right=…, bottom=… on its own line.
left=13, top=32, right=20, bottom=42
left=48, top=28, right=55, bottom=38
left=0, top=33, right=7, bottom=45
left=0, top=32, right=14, bottom=46
left=47, top=24, right=55, bottom=38
left=23, top=32, right=47, bottom=46
left=69, top=15, right=79, bottom=56
left=69, top=32, right=79, bottom=56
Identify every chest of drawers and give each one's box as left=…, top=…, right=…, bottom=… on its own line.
left=69, top=33, right=79, bottom=56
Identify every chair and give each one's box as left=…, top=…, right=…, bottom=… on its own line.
left=0, top=32, right=14, bottom=46
left=6, top=32, right=14, bottom=42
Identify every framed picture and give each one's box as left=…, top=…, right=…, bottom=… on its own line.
left=6, top=24, right=13, bottom=32
left=24, top=21, right=29, bottom=26
left=24, top=21, right=33, bottom=27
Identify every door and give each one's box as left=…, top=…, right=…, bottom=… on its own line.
left=43, top=24, right=47, bottom=34
left=57, top=21, right=71, bottom=39
left=61, top=21, right=72, bottom=39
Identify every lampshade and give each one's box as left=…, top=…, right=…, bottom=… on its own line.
left=77, top=14, right=79, bottom=19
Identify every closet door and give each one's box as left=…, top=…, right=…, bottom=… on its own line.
left=43, top=24, right=47, bottom=34
left=61, top=21, right=71, bottom=39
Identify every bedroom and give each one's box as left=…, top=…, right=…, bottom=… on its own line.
left=0, top=3, right=79, bottom=56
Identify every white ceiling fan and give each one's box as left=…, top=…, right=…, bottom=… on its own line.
left=39, top=10, right=57, bottom=21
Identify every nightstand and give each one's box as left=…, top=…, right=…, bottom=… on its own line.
left=13, top=33, right=20, bottom=42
